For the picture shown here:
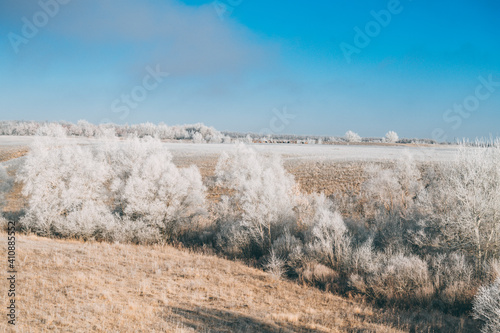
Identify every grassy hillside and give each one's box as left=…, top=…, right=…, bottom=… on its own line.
left=0, top=233, right=479, bottom=332
left=0, top=233, right=395, bottom=332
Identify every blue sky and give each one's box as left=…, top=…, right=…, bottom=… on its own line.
left=1, top=0, right=499, bottom=140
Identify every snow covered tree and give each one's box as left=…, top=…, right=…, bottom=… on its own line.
left=428, top=146, right=500, bottom=266
left=215, top=144, right=297, bottom=254
left=385, top=131, right=399, bottom=143
left=344, top=130, right=361, bottom=143
left=307, top=194, right=352, bottom=270
left=109, top=137, right=206, bottom=239
left=17, top=131, right=115, bottom=239
left=474, top=278, right=500, bottom=333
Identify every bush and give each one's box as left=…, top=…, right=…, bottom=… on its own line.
left=307, top=194, right=352, bottom=271
left=17, top=132, right=115, bottom=239
left=473, top=278, right=500, bottom=333
left=384, top=131, right=399, bottom=143
left=215, top=144, right=297, bottom=255
left=353, top=251, right=433, bottom=305
left=425, top=145, right=500, bottom=266
left=113, top=137, right=206, bottom=239
left=14, top=128, right=500, bottom=317
left=264, top=250, right=286, bottom=279
left=0, top=165, right=14, bottom=211
left=17, top=132, right=206, bottom=242
left=344, top=130, right=361, bottom=143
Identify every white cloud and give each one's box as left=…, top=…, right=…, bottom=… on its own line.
left=3, top=0, right=273, bottom=76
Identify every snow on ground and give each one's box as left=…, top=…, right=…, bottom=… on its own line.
left=163, top=143, right=459, bottom=162
left=0, top=136, right=459, bottom=162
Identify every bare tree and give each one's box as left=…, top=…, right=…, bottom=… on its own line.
left=473, top=278, right=500, bottom=333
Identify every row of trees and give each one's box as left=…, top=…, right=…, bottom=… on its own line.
left=0, top=120, right=228, bottom=143
left=6, top=125, right=500, bottom=331
left=1, top=121, right=435, bottom=145
left=343, top=130, right=399, bottom=143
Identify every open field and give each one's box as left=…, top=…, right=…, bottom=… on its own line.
left=0, top=136, right=460, bottom=161
left=0, top=136, right=460, bottom=200
left=0, top=139, right=450, bottom=206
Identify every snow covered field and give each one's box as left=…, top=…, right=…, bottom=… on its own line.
left=164, top=142, right=459, bottom=162
left=0, top=136, right=459, bottom=163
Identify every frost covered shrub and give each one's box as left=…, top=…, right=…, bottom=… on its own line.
left=351, top=251, right=433, bottom=305
left=306, top=194, right=352, bottom=271
left=192, top=132, right=205, bottom=143
left=429, top=253, right=475, bottom=310
left=422, top=145, right=500, bottom=266
left=215, top=144, right=297, bottom=256
left=271, top=231, right=304, bottom=267
left=299, top=262, right=339, bottom=292
left=473, top=278, right=500, bottom=333
left=109, top=137, right=206, bottom=240
left=0, top=165, right=13, bottom=210
left=17, top=131, right=115, bottom=239
left=264, top=250, right=286, bottom=279
left=17, top=131, right=206, bottom=243
left=0, top=120, right=225, bottom=142
left=363, top=152, right=424, bottom=218
left=337, top=144, right=500, bottom=310
left=344, top=130, right=361, bottom=143
left=350, top=238, right=377, bottom=274
left=384, top=131, right=399, bottom=143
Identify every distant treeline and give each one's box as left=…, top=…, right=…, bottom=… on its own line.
left=1, top=120, right=489, bottom=145
left=0, top=120, right=228, bottom=143
left=223, top=131, right=440, bottom=145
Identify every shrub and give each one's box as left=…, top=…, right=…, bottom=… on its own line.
left=264, top=250, right=286, bottom=279
left=429, top=253, right=476, bottom=311
left=215, top=144, right=297, bottom=254
left=114, top=138, right=206, bottom=239
left=363, top=152, right=424, bottom=218
left=307, top=194, right=352, bottom=271
left=17, top=132, right=206, bottom=242
left=0, top=165, right=13, bottom=210
left=384, top=131, right=399, bottom=143
left=17, top=133, right=114, bottom=239
left=473, top=278, right=500, bottom=333
left=357, top=252, right=434, bottom=305
left=344, top=130, right=361, bottom=143
left=271, top=230, right=305, bottom=274
left=426, top=145, right=500, bottom=266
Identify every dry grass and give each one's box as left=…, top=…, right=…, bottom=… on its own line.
left=0, top=233, right=413, bottom=333
left=0, top=145, right=480, bottom=332
left=2, top=146, right=369, bottom=204
left=173, top=155, right=369, bottom=199
left=0, top=147, right=28, bottom=163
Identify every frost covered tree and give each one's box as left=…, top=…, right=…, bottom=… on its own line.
left=192, top=132, right=205, bottom=143
left=110, top=137, right=206, bottom=238
left=307, top=194, right=352, bottom=270
left=385, top=131, right=399, bottom=143
left=17, top=127, right=115, bottom=239
left=17, top=130, right=207, bottom=242
left=428, top=146, right=500, bottom=265
left=473, top=278, right=500, bottom=333
left=0, top=165, right=13, bottom=212
left=215, top=144, right=297, bottom=254
left=344, top=130, right=361, bottom=143
left=363, top=151, right=424, bottom=217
